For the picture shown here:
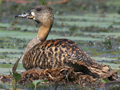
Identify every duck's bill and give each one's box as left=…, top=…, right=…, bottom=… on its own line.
left=15, top=10, right=34, bottom=19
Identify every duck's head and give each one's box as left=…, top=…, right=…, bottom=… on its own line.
left=15, top=5, right=54, bottom=26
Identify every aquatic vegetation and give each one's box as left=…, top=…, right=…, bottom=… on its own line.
left=0, top=0, right=120, bottom=89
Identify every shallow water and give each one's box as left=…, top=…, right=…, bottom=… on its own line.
left=0, top=14, right=120, bottom=89
left=1, top=0, right=120, bottom=89
left=1, top=14, right=120, bottom=73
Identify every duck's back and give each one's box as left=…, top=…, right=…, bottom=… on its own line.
left=22, top=39, right=95, bottom=70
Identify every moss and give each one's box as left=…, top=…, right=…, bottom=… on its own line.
left=0, top=55, right=5, bottom=58
left=0, top=64, right=13, bottom=68
left=114, top=61, right=120, bottom=64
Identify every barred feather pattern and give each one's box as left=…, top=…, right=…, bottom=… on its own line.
left=23, top=39, right=101, bottom=71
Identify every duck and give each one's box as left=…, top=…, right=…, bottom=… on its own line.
left=15, top=5, right=105, bottom=77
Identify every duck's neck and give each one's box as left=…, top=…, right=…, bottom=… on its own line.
left=24, top=24, right=52, bottom=55
left=37, top=24, right=52, bottom=41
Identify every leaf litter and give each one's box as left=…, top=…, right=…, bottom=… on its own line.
left=0, top=55, right=118, bottom=89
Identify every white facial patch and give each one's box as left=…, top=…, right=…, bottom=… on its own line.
left=31, top=12, right=36, bottom=20
left=31, top=12, right=35, bottom=16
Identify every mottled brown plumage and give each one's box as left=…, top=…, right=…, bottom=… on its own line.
left=23, top=39, right=94, bottom=69
left=15, top=5, right=106, bottom=77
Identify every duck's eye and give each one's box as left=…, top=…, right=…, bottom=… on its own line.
left=36, top=8, right=41, bottom=11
